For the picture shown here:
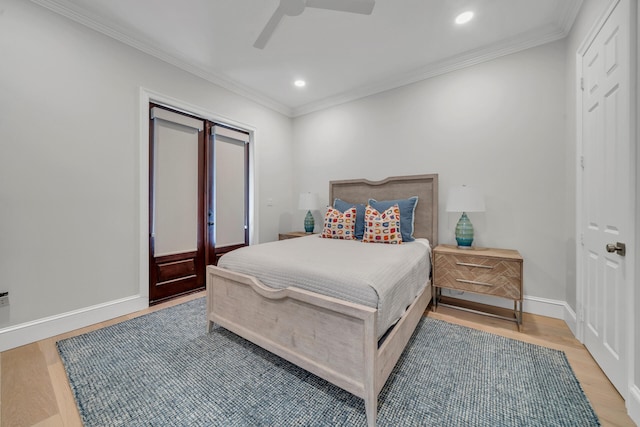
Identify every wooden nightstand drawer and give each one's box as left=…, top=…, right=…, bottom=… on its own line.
left=433, top=252, right=521, bottom=299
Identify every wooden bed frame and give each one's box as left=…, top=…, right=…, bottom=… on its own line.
left=206, top=174, right=438, bottom=426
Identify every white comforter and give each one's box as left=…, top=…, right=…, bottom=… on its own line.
left=218, top=235, right=431, bottom=338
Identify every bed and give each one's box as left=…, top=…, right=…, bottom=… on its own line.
left=206, top=174, right=438, bottom=426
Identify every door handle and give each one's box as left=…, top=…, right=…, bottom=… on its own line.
left=606, top=242, right=626, bottom=256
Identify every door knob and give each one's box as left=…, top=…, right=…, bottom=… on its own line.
left=605, top=242, right=626, bottom=256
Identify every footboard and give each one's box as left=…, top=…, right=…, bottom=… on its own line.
left=207, top=265, right=378, bottom=401
left=206, top=265, right=430, bottom=427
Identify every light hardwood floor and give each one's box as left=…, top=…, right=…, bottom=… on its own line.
left=1, top=291, right=635, bottom=427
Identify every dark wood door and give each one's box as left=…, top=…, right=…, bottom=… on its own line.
left=149, top=105, right=206, bottom=304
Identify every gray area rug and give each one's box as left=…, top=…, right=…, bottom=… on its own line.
left=58, top=297, right=599, bottom=426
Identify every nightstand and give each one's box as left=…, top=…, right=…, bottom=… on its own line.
left=278, top=231, right=316, bottom=240
left=432, top=244, right=523, bottom=329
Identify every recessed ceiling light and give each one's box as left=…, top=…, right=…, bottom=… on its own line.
left=455, top=11, right=474, bottom=25
left=294, top=79, right=306, bottom=88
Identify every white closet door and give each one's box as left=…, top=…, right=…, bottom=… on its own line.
left=579, top=0, right=633, bottom=399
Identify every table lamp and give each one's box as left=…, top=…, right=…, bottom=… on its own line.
left=298, top=192, right=319, bottom=233
left=446, top=185, right=485, bottom=248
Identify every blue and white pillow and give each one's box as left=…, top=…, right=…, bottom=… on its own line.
left=333, top=198, right=366, bottom=240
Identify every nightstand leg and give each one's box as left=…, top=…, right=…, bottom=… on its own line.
left=520, top=301, right=523, bottom=330
left=514, top=300, right=523, bottom=331
left=432, top=286, right=439, bottom=311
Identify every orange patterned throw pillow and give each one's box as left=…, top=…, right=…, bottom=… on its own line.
left=362, top=204, right=403, bottom=244
left=321, top=206, right=357, bottom=239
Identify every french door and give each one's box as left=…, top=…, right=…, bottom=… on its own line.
left=149, top=105, right=206, bottom=303
left=149, top=105, right=250, bottom=303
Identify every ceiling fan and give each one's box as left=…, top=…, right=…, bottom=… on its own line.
left=254, top=0, right=376, bottom=49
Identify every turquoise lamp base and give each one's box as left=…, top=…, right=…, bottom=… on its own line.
left=455, top=212, right=474, bottom=248
left=304, top=210, right=314, bottom=233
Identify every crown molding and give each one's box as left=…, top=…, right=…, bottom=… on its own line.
left=292, top=23, right=568, bottom=117
left=30, top=0, right=293, bottom=117
left=290, top=0, right=584, bottom=116
left=292, top=0, right=583, bottom=118
left=31, top=0, right=583, bottom=119
left=555, top=0, right=584, bottom=35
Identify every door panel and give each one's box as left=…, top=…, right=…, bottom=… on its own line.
left=209, top=126, right=250, bottom=265
left=585, top=250, right=600, bottom=336
left=153, top=121, right=200, bottom=256
left=149, top=106, right=206, bottom=303
left=215, top=135, right=248, bottom=247
left=580, top=0, right=631, bottom=396
left=155, top=253, right=197, bottom=283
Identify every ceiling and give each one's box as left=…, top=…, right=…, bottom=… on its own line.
left=32, top=0, right=583, bottom=117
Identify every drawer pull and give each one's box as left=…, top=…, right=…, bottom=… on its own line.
left=456, top=278, right=494, bottom=287
left=456, top=262, right=494, bottom=269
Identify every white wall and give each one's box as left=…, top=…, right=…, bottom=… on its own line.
left=0, top=0, right=293, bottom=333
left=293, top=41, right=568, bottom=302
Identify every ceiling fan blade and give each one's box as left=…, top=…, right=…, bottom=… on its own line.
left=306, top=0, right=375, bottom=15
left=253, top=7, right=286, bottom=49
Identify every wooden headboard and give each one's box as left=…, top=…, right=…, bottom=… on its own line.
left=329, top=174, right=438, bottom=246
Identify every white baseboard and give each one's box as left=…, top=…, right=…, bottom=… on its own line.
left=0, top=295, right=148, bottom=352
left=439, top=289, right=574, bottom=322
left=629, top=385, right=640, bottom=426
left=562, top=301, right=578, bottom=337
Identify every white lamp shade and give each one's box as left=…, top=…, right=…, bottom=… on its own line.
left=298, top=192, right=319, bottom=210
left=446, top=185, right=485, bottom=213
